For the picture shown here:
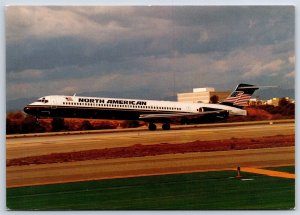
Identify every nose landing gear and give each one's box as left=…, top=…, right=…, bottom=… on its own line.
left=35, top=116, right=40, bottom=125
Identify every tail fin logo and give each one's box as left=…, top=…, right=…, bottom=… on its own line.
left=224, top=91, right=252, bottom=106
left=223, top=83, right=259, bottom=107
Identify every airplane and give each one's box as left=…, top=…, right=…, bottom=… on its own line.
left=24, top=83, right=259, bottom=131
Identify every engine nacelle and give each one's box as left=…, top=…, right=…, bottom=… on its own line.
left=198, top=107, right=204, bottom=112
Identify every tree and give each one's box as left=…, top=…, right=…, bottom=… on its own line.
left=278, top=97, right=289, bottom=107
left=80, top=120, right=94, bottom=130
left=51, top=117, right=65, bottom=132
left=7, top=111, right=25, bottom=120
left=21, top=115, right=46, bottom=133
left=120, top=120, right=140, bottom=128
left=210, top=95, right=219, bottom=104
left=6, top=118, right=13, bottom=134
left=21, top=115, right=36, bottom=133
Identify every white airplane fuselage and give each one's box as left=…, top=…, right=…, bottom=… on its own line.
left=24, top=95, right=246, bottom=121
left=24, top=83, right=259, bottom=130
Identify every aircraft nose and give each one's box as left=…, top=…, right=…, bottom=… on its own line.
left=24, top=106, right=32, bottom=114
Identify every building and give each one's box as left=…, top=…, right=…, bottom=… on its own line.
left=249, top=97, right=295, bottom=107
left=249, top=98, right=263, bottom=106
left=266, top=97, right=294, bottom=106
left=177, top=87, right=230, bottom=103
left=266, top=98, right=280, bottom=106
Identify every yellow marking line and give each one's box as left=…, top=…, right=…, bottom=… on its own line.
left=241, top=167, right=295, bottom=179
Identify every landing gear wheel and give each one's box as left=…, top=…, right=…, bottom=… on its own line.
left=162, top=123, right=170, bottom=130
left=35, top=116, right=40, bottom=125
left=148, top=123, right=157, bottom=131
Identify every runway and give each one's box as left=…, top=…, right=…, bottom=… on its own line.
left=6, top=121, right=295, bottom=188
left=7, top=147, right=294, bottom=188
left=6, top=121, right=295, bottom=159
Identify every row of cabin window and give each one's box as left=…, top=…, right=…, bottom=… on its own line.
left=62, top=102, right=182, bottom=111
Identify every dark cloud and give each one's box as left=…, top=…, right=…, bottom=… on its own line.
left=7, top=37, right=89, bottom=72
left=6, top=6, right=295, bottom=100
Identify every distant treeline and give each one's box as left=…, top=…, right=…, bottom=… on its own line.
left=255, top=98, right=295, bottom=116
left=228, top=97, right=295, bottom=122
left=6, top=112, right=141, bottom=134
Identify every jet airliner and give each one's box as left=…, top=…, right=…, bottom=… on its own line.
left=24, top=83, right=259, bottom=130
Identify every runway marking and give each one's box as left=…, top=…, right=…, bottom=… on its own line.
left=240, top=167, right=295, bottom=179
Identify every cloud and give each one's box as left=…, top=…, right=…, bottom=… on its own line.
left=7, top=69, right=45, bottom=81
left=285, top=71, right=295, bottom=78
left=7, top=72, right=119, bottom=99
left=6, top=7, right=128, bottom=43
left=242, top=59, right=284, bottom=78
left=6, top=6, right=295, bottom=101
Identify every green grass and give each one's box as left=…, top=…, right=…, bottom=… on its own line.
left=7, top=168, right=295, bottom=210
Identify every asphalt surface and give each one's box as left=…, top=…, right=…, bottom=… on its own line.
left=7, top=147, right=294, bottom=188
left=7, top=121, right=294, bottom=159
left=6, top=121, right=295, bottom=187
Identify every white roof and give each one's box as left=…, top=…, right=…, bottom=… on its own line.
left=193, top=87, right=215, bottom=93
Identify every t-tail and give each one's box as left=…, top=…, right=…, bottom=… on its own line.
left=221, top=83, right=259, bottom=107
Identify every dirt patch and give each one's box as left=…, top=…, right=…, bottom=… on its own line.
left=7, top=135, right=294, bottom=167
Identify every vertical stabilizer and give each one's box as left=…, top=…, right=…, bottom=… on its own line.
left=222, top=83, right=259, bottom=107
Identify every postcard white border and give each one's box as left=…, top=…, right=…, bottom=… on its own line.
left=1, top=1, right=298, bottom=215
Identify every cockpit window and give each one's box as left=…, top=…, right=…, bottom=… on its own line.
left=37, top=98, right=48, bottom=103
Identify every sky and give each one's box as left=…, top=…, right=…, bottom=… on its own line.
left=6, top=6, right=295, bottom=101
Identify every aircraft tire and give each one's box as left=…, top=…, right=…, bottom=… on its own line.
left=162, top=123, right=170, bottom=130
left=148, top=123, right=157, bottom=131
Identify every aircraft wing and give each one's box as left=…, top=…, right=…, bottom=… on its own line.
left=139, top=110, right=229, bottom=123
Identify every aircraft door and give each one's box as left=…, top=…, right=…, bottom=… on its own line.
left=51, top=98, right=57, bottom=109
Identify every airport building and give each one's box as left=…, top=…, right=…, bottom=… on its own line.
left=266, top=97, right=295, bottom=106
left=249, top=97, right=295, bottom=107
left=248, top=98, right=262, bottom=106
left=177, top=87, right=230, bottom=103
left=266, top=98, right=281, bottom=106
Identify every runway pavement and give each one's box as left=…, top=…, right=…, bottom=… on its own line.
left=6, top=121, right=295, bottom=188
left=7, top=121, right=295, bottom=159
left=7, top=146, right=294, bottom=188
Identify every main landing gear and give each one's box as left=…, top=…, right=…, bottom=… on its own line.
left=148, top=123, right=171, bottom=131
left=162, top=123, right=170, bottom=130
left=148, top=123, right=157, bottom=131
